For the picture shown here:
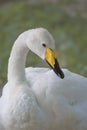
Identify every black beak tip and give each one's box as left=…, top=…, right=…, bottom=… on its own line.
left=54, top=68, right=65, bottom=79
left=54, top=59, right=65, bottom=79
left=58, top=71, right=65, bottom=79
left=46, top=58, right=65, bottom=79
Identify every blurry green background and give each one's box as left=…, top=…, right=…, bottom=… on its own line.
left=0, top=0, right=87, bottom=87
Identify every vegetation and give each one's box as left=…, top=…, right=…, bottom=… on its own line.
left=0, top=1, right=87, bottom=87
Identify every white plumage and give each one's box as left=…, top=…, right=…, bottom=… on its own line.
left=0, top=28, right=87, bottom=130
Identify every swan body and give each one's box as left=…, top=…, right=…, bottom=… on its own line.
left=0, top=28, right=87, bottom=130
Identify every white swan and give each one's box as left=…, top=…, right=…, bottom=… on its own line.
left=0, top=28, right=87, bottom=130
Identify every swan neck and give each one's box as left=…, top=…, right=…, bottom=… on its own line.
left=8, top=36, right=29, bottom=83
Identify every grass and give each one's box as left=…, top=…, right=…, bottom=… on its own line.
left=0, top=1, right=87, bottom=87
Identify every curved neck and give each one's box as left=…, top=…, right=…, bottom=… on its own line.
left=8, top=36, right=29, bottom=83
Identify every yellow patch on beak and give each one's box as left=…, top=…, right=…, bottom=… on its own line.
left=45, top=48, right=57, bottom=68
left=45, top=47, right=64, bottom=79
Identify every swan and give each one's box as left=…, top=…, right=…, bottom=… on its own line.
left=0, top=28, right=87, bottom=130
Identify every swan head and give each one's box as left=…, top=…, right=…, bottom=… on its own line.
left=26, top=28, right=64, bottom=79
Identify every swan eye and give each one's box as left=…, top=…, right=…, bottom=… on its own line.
left=42, top=43, right=46, bottom=47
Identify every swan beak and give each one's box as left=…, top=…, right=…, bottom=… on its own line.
left=45, top=48, right=64, bottom=79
